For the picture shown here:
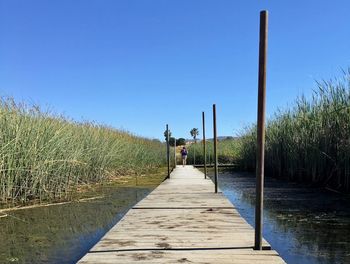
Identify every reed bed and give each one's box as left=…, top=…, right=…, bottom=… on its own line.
left=238, top=70, right=350, bottom=193
left=186, top=138, right=239, bottom=165
left=0, top=99, right=166, bottom=204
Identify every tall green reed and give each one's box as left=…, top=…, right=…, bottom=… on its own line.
left=238, top=70, right=350, bottom=192
left=186, top=138, right=239, bottom=165
left=0, top=98, right=166, bottom=204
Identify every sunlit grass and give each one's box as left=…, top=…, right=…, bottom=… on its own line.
left=0, top=98, right=166, bottom=204
left=238, top=69, right=350, bottom=192
left=186, top=138, right=239, bottom=165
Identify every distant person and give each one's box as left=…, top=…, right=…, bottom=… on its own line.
left=181, top=147, right=188, bottom=167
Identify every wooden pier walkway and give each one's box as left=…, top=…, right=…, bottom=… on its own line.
left=78, top=166, right=286, bottom=263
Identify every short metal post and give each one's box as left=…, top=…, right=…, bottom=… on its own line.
left=255, top=10, right=268, bottom=250
left=166, top=124, right=170, bottom=179
left=208, top=147, right=211, bottom=166
left=202, top=111, right=207, bottom=179
left=213, top=104, right=218, bottom=193
left=193, top=144, right=196, bottom=165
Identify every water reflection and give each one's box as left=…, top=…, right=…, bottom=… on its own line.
left=214, top=170, right=350, bottom=264
left=0, top=187, right=151, bottom=264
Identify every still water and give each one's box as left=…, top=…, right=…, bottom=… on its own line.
left=0, top=186, right=153, bottom=264
left=214, top=170, right=350, bottom=264
left=2, top=170, right=350, bottom=264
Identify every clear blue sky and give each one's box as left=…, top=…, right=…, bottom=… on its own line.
left=1, top=0, right=349, bottom=140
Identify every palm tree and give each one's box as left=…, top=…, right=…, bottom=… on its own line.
left=190, top=128, right=199, bottom=143
left=190, top=128, right=199, bottom=164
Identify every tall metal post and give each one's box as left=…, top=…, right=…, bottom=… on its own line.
left=174, top=137, right=176, bottom=168
left=166, top=124, right=170, bottom=179
left=255, top=10, right=268, bottom=250
left=202, top=111, right=207, bottom=179
left=213, top=104, right=218, bottom=193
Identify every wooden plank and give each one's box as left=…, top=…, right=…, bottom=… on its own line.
left=194, top=164, right=237, bottom=168
left=79, top=250, right=285, bottom=264
left=78, top=166, right=286, bottom=263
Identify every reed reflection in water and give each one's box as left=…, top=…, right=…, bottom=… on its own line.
left=214, top=170, right=350, bottom=264
left=0, top=187, right=151, bottom=264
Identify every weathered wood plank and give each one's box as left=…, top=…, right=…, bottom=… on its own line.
left=79, top=250, right=284, bottom=264
left=78, top=166, right=286, bottom=263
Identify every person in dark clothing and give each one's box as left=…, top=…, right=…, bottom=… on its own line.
left=180, top=147, right=188, bottom=167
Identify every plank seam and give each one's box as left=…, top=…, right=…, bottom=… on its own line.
left=132, top=207, right=235, bottom=209
left=88, top=246, right=257, bottom=253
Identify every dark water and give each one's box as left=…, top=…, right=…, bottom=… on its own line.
left=214, top=170, right=350, bottom=264
left=2, top=171, right=350, bottom=264
left=0, top=186, right=153, bottom=264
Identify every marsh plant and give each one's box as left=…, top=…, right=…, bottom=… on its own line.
left=187, top=138, right=239, bottom=165
left=238, top=70, right=350, bottom=192
left=0, top=99, right=166, bottom=204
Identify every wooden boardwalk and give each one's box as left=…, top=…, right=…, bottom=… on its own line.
left=78, top=166, right=286, bottom=263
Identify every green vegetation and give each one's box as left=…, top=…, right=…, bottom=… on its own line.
left=238, top=70, right=350, bottom=192
left=186, top=138, right=240, bottom=165
left=163, top=128, right=171, bottom=141
left=0, top=98, right=166, bottom=205
left=190, top=128, right=199, bottom=142
left=176, top=138, right=186, bottom=146
left=184, top=71, right=350, bottom=193
left=189, top=128, right=199, bottom=163
left=169, top=137, right=176, bottom=146
left=168, top=137, right=186, bottom=147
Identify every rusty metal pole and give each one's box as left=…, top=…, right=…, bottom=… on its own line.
left=166, top=124, right=170, bottom=179
left=255, top=10, right=268, bottom=250
left=213, top=104, right=218, bottom=193
left=202, top=111, right=207, bottom=179
left=174, top=137, right=176, bottom=168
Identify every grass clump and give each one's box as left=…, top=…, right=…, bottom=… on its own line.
left=238, top=70, right=350, bottom=193
left=186, top=138, right=239, bottom=165
left=0, top=98, right=166, bottom=204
